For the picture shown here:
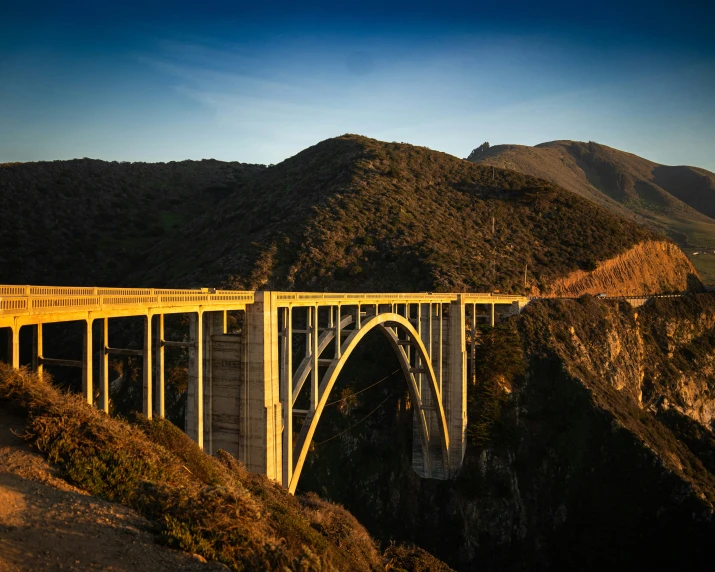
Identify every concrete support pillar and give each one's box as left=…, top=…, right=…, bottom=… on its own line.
left=413, top=302, right=442, bottom=479
left=437, top=304, right=443, bottom=393
left=208, top=329, right=243, bottom=459
left=334, top=305, right=342, bottom=359
left=154, top=314, right=164, bottom=419
left=419, top=303, right=432, bottom=398
left=444, top=297, right=467, bottom=475
left=310, top=306, right=318, bottom=412
left=187, top=312, right=204, bottom=449
left=32, top=323, right=43, bottom=375
left=82, top=319, right=93, bottom=405
left=281, top=306, right=293, bottom=488
left=9, top=327, right=19, bottom=369
left=490, top=303, right=495, bottom=327
left=241, top=291, right=281, bottom=481
left=143, top=315, right=153, bottom=419
left=203, top=312, right=224, bottom=454
left=100, top=318, right=109, bottom=413
left=470, top=304, right=477, bottom=386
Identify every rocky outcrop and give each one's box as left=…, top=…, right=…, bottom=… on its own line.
left=300, top=295, right=715, bottom=571
left=545, top=240, right=702, bottom=296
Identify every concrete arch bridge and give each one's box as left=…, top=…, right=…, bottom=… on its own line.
left=0, top=286, right=528, bottom=492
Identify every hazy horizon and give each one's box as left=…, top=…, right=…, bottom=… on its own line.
left=2, top=0, right=714, bottom=170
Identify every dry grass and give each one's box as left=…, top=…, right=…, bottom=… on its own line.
left=0, top=364, right=447, bottom=571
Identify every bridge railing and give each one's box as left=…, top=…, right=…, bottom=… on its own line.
left=275, top=291, right=530, bottom=305
left=0, top=286, right=254, bottom=316
left=1, top=285, right=531, bottom=317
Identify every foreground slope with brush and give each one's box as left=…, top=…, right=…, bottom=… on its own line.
left=0, top=365, right=450, bottom=572
left=467, top=140, right=715, bottom=283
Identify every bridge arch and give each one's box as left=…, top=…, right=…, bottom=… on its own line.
left=288, top=312, right=450, bottom=494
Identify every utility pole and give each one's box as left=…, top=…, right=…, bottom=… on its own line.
left=524, top=263, right=528, bottom=290
left=492, top=216, right=495, bottom=235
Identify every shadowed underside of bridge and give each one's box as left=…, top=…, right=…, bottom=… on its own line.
left=0, top=285, right=528, bottom=491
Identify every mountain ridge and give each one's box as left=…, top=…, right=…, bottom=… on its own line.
left=136, top=134, right=697, bottom=296
left=467, top=139, right=715, bottom=245
left=0, top=135, right=701, bottom=296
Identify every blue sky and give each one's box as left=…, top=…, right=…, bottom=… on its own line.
left=1, top=1, right=714, bottom=169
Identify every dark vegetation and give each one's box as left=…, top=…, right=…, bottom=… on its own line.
left=467, top=324, right=525, bottom=447
left=0, top=159, right=264, bottom=285
left=298, top=295, right=715, bottom=571
left=2, top=135, right=713, bottom=570
left=1, top=135, right=657, bottom=294
left=138, top=135, right=656, bottom=293
left=468, top=139, right=715, bottom=256
left=0, top=364, right=452, bottom=572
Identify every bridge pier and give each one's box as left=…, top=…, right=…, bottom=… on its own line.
left=445, top=299, right=467, bottom=474
left=187, top=312, right=204, bottom=449
left=32, top=324, right=43, bottom=375
left=154, top=315, right=164, bottom=419
left=101, top=318, right=109, bottom=413
left=142, top=315, right=153, bottom=419
left=82, top=319, right=93, bottom=406
left=240, top=291, right=282, bottom=481
left=6, top=327, right=19, bottom=369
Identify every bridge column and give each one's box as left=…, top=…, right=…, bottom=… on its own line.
left=241, top=291, right=281, bottom=482
left=100, top=318, right=109, bottom=413
left=82, top=319, right=93, bottom=405
left=154, top=315, right=164, bottom=419
left=32, top=324, right=43, bottom=375
left=8, top=326, right=19, bottom=369
left=187, top=312, right=204, bottom=449
left=281, top=306, right=293, bottom=488
left=413, top=302, right=446, bottom=479
left=443, top=297, right=467, bottom=476
left=143, top=314, right=152, bottom=419
left=203, top=311, right=226, bottom=454
left=469, top=304, right=476, bottom=385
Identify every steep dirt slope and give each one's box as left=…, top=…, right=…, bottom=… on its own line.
left=547, top=240, right=700, bottom=296
left=467, top=140, right=715, bottom=252
left=137, top=135, right=697, bottom=295
left=0, top=406, right=226, bottom=572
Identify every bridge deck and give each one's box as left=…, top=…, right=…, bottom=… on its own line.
left=0, top=286, right=529, bottom=328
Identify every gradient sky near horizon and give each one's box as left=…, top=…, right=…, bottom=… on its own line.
left=2, top=1, right=714, bottom=170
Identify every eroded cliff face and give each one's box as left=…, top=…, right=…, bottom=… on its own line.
left=300, top=295, right=715, bottom=571
left=544, top=240, right=702, bottom=296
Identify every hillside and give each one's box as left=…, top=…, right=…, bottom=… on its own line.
left=0, top=366, right=451, bottom=572
left=135, top=135, right=697, bottom=296
left=0, top=159, right=265, bottom=285
left=1, top=135, right=699, bottom=296
left=299, top=294, right=715, bottom=571
left=466, top=140, right=715, bottom=284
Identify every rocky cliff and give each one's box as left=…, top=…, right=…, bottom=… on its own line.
left=545, top=240, right=702, bottom=297
left=300, top=294, right=715, bottom=571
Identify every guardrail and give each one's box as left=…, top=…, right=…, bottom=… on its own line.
left=1, top=285, right=531, bottom=318
left=275, top=292, right=530, bottom=304
left=0, top=287, right=255, bottom=317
